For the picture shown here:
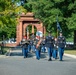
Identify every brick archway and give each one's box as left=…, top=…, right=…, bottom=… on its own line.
left=24, top=25, right=37, bottom=39
left=16, top=12, right=46, bottom=45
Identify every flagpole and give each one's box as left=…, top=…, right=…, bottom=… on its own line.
left=56, top=15, right=58, bottom=38
left=56, top=14, right=62, bottom=38
left=57, top=29, right=58, bottom=38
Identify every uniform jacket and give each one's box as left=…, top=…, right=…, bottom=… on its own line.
left=57, top=36, right=66, bottom=48
left=22, top=43, right=28, bottom=49
left=41, top=39, right=45, bottom=46
left=45, top=36, right=54, bottom=48
left=54, top=40, right=58, bottom=50
left=20, top=40, right=29, bottom=49
left=35, top=39, right=42, bottom=50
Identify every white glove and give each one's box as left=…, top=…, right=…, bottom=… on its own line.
left=65, top=45, right=66, bottom=48
left=54, top=44, right=56, bottom=47
left=57, top=46, right=58, bottom=48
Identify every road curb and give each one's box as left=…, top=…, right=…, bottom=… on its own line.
left=64, top=53, right=76, bottom=59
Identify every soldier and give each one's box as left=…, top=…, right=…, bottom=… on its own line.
left=45, top=31, right=54, bottom=61
left=30, top=33, right=35, bottom=52
left=35, top=37, right=42, bottom=60
left=52, top=37, right=58, bottom=59
left=41, top=38, right=46, bottom=53
left=57, top=32, right=66, bottom=61
left=28, top=39, right=31, bottom=52
left=21, top=40, right=29, bottom=58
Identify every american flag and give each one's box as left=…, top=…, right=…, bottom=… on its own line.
left=56, top=15, right=62, bottom=32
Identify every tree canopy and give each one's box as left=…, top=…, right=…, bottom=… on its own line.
left=0, top=0, right=76, bottom=42
left=0, top=0, right=27, bottom=40
left=24, top=0, right=76, bottom=41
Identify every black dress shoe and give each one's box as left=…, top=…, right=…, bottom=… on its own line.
left=59, top=60, right=63, bottom=61
left=48, top=58, right=52, bottom=61
left=24, top=57, right=25, bottom=58
left=26, top=55, right=27, bottom=58
left=55, top=58, right=57, bottom=60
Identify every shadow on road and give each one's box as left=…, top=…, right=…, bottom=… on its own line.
left=6, top=47, right=48, bottom=59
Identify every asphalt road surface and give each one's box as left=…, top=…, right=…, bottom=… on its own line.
left=0, top=50, right=76, bottom=75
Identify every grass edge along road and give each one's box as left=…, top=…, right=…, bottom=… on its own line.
left=65, top=50, right=76, bottom=56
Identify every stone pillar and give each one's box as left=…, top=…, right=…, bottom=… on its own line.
left=23, top=24, right=25, bottom=37
left=32, top=25, right=34, bottom=33
left=17, top=21, right=23, bottom=44
left=19, top=21, right=23, bottom=41
left=43, top=26, right=46, bottom=38
left=22, top=25, right=27, bottom=40
left=27, top=27, right=29, bottom=40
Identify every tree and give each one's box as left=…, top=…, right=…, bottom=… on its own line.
left=0, top=0, right=27, bottom=40
left=24, top=0, right=76, bottom=41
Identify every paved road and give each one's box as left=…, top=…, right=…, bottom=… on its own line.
left=0, top=49, right=76, bottom=75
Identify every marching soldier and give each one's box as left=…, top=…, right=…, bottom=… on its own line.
left=41, top=38, right=46, bottom=53
left=20, top=40, right=29, bottom=58
left=28, top=39, right=31, bottom=52
left=53, top=37, right=58, bottom=59
left=30, top=33, right=35, bottom=52
left=57, top=32, right=66, bottom=61
left=35, top=37, right=42, bottom=60
left=45, top=31, right=54, bottom=61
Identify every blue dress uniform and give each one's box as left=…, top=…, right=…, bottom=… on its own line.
left=35, top=39, right=41, bottom=60
left=53, top=38, right=58, bottom=59
left=30, top=33, right=35, bottom=52
left=21, top=41, right=29, bottom=58
left=41, top=39, right=46, bottom=53
left=28, top=39, right=32, bottom=52
left=57, top=34, right=66, bottom=61
left=30, top=39, right=36, bottom=52
left=45, top=35, right=54, bottom=61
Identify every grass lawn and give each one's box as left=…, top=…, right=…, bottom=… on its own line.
left=65, top=50, right=76, bottom=55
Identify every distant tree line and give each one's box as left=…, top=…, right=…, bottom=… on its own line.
left=24, top=0, right=76, bottom=41
left=0, top=0, right=76, bottom=42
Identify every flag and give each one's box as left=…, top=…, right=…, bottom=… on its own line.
left=56, top=15, right=62, bottom=32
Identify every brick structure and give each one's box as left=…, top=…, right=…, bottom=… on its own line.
left=16, top=12, right=46, bottom=46
left=3, top=12, right=46, bottom=47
